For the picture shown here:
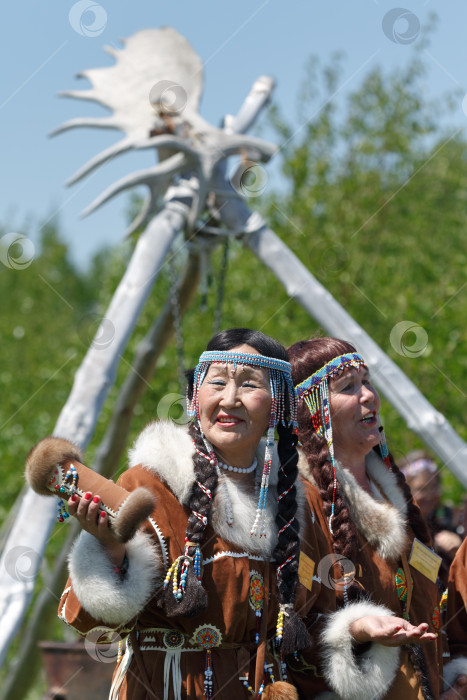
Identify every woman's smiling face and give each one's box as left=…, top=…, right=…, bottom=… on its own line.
left=329, top=365, right=381, bottom=466
left=197, top=344, right=272, bottom=468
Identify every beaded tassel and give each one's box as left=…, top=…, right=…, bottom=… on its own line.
left=279, top=654, right=287, bottom=681
left=275, top=607, right=285, bottom=646
left=164, top=540, right=197, bottom=601
left=56, top=499, right=69, bottom=522
left=240, top=675, right=254, bottom=695
left=204, top=649, right=213, bottom=699
left=377, top=417, right=391, bottom=469
left=55, top=464, right=79, bottom=522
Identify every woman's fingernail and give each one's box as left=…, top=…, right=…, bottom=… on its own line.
left=100, top=511, right=106, bottom=519
left=71, top=494, right=78, bottom=502
left=84, top=492, right=92, bottom=500
left=93, top=496, right=100, bottom=504
left=394, top=626, right=402, bottom=631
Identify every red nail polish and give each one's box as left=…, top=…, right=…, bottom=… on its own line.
left=100, top=511, right=106, bottom=519
left=71, top=494, right=78, bottom=502
left=93, top=496, right=100, bottom=503
left=84, top=492, right=92, bottom=500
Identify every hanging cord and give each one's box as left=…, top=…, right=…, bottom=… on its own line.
left=213, top=237, right=230, bottom=336
left=169, top=253, right=186, bottom=393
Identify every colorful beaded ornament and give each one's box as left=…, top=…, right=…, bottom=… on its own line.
left=187, top=350, right=297, bottom=538
left=163, top=539, right=202, bottom=601
left=191, top=625, right=222, bottom=700
left=295, top=352, right=391, bottom=534
left=249, top=570, right=264, bottom=644
left=432, top=589, right=448, bottom=632
left=395, top=566, right=413, bottom=620
left=55, top=464, right=79, bottom=522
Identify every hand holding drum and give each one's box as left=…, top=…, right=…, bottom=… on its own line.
left=25, top=437, right=155, bottom=542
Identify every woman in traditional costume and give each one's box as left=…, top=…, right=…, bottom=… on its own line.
left=54, top=328, right=315, bottom=699
left=286, top=337, right=448, bottom=700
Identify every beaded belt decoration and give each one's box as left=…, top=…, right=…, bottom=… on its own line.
left=136, top=627, right=281, bottom=700
left=295, top=352, right=391, bottom=536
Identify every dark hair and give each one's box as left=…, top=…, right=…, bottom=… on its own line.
left=170, top=329, right=308, bottom=650
left=287, top=337, right=431, bottom=564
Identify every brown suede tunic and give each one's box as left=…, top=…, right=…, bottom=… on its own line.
left=58, top=451, right=320, bottom=699
left=287, top=469, right=444, bottom=700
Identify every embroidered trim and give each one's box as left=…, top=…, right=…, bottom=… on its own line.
left=202, top=551, right=265, bottom=566
left=148, top=517, right=169, bottom=571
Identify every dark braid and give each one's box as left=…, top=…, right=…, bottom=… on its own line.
left=185, top=421, right=219, bottom=547
left=297, top=402, right=359, bottom=563
left=274, top=423, right=311, bottom=654
left=161, top=421, right=217, bottom=617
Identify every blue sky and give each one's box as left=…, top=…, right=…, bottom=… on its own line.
left=2, top=1, right=467, bottom=267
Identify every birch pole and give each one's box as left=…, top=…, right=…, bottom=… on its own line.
left=0, top=187, right=191, bottom=667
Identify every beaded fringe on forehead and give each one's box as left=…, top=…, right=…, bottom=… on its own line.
left=295, top=352, right=391, bottom=535
left=187, top=350, right=297, bottom=537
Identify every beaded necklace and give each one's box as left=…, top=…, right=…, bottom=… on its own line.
left=218, top=458, right=257, bottom=474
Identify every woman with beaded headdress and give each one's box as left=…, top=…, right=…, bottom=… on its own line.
left=51, top=328, right=318, bottom=700
left=285, top=337, right=460, bottom=700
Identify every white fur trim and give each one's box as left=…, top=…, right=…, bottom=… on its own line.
left=128, top=420, right=195, bottom=504
left=321, top=600, right=400, bottom=700
left=298, top=449, right=408, bottom=560
left=128, top=421, right=305, bottom=557
left=68, top=530, right=162, bottom=626
left=443, top=657, right=467, bottom=691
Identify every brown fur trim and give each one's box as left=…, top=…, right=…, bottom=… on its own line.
left=112, top=487, right=156, bottom=542
left=261, top=682, right=298, bottom=700
left=25, top=436, right=83, bottom=496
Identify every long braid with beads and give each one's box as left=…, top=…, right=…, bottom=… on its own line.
left=273, top=422, right=311, bottom=655
left=161, top=421, right=219, bottom=617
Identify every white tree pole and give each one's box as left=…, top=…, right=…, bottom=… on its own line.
left=0, top=188, right=190, bottom=667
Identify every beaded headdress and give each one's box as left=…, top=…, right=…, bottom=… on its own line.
left=295, top=352, right=390, bottom=534
left=187, top=350, right=297, bottom=537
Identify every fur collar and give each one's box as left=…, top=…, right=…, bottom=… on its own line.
left=129, top=420, right=305, bottom=558
left=298, top=448, right=408, bottom=560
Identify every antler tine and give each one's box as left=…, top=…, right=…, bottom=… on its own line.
left=134, top=134, right=202, bottom=161
left=49, top=117, right=120, bottom=137
left=66, top=137, right=135, bottom=186
left=58, top=89, right=101, bottom=103
left=124, top=194, right=156, bottom=237
left=220, top=134, right=277, bottom=162
left=80, top=153, right=186, bottom=218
